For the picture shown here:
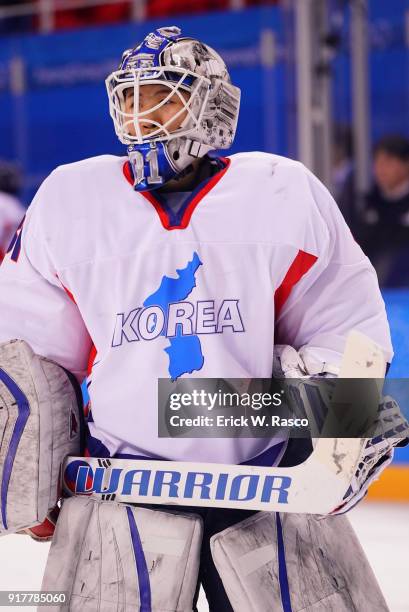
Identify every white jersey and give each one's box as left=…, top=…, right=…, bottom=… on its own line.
left=0, top=152, right=393, bottom=463
left=0, top=192, right=25, bottom=260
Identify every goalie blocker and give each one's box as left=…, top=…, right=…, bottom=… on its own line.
left=0, top=339, right=83, bottom=536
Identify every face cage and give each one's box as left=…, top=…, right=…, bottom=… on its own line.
left=106, top=67, right=211, bottom=145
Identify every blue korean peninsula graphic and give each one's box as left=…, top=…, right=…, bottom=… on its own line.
left=143, top=252, right=204, bottom=380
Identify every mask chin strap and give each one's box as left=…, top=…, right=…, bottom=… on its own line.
left=185, top=139, right=210, bottom=158
left=167, top=137, right=212, bottom=171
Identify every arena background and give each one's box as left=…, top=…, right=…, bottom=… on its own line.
left=0, top=1, right=408, bottom=610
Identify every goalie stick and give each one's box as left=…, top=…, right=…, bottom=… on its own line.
left=62, top=331, right=385, bottom=514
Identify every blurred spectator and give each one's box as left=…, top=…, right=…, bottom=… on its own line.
left=331, top=124, right=355, bottom=228
left=0, top=161, right=25, bottom=263
left=35, top=3, right=130, bottom=30
left=361, top=135, right=409, bottom=287
left=0, top=0, right=32, bottom=34
left=245, top=0, right=279, bottom=4
left=33, top=0, right=279, bottom=31
left=148, top=0, right=278, bottom=17
left=148, top=0, right=228, bottom=17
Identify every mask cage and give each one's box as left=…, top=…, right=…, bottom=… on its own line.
left=105, top=66, right=211, bottom=145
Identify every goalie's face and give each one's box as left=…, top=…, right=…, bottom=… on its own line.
left=123, top=83, right=190, bottom=139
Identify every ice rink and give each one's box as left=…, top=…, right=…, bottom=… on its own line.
left=0, top=500, right=407, bottom=611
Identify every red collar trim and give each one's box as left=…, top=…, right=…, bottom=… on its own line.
left=123, top=159, right=134, bottom=185
left=123, top=157, right=231, bottom=231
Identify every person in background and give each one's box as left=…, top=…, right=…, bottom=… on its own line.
left=331, top=124, right=355, bottom=229
left=34, top=2, right=130, bottom=30
left=29, top=0, right=281, bottom=32
left=362, top=135, right=409, bottom=287
left=148, top=0, right=228, bottom=17
left=0, top=160, right=25, bottom=263
left=148, top=0, right=279, bottom=17
left=0, top=0, right=32, bottom=34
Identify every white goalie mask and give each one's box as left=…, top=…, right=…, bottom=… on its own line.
left=105, top=26, right=241, bottom=191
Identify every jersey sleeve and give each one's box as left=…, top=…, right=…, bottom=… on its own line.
left=0, top=177, right=92, bottom=380
left=274, top=166, right=393, bottom=369
left=0, top=194, right=25, bottom=258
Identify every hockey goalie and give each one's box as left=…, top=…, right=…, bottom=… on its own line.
left=0, top=25, right=408, bottom=612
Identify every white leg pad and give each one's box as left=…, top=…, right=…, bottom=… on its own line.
left=0, top=340, right=82, bottom=535
left=41, top=497, right=203, bottom=611
left=211, top=511, right=389, bottom=611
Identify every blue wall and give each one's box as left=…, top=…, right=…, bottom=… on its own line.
left=332, top=0, right=409, bottom=141
left=1, top=2, right=408, bottom=203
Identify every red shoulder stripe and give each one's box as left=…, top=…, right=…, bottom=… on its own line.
left=275, top=250, right=318, bottom=319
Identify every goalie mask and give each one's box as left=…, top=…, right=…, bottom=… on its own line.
left=105, top=26, right=241, bottom=191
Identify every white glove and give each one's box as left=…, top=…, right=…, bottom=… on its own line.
left=273, top=344, right=339, bottom=378
left=330, top=396, right=409, bottom=514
